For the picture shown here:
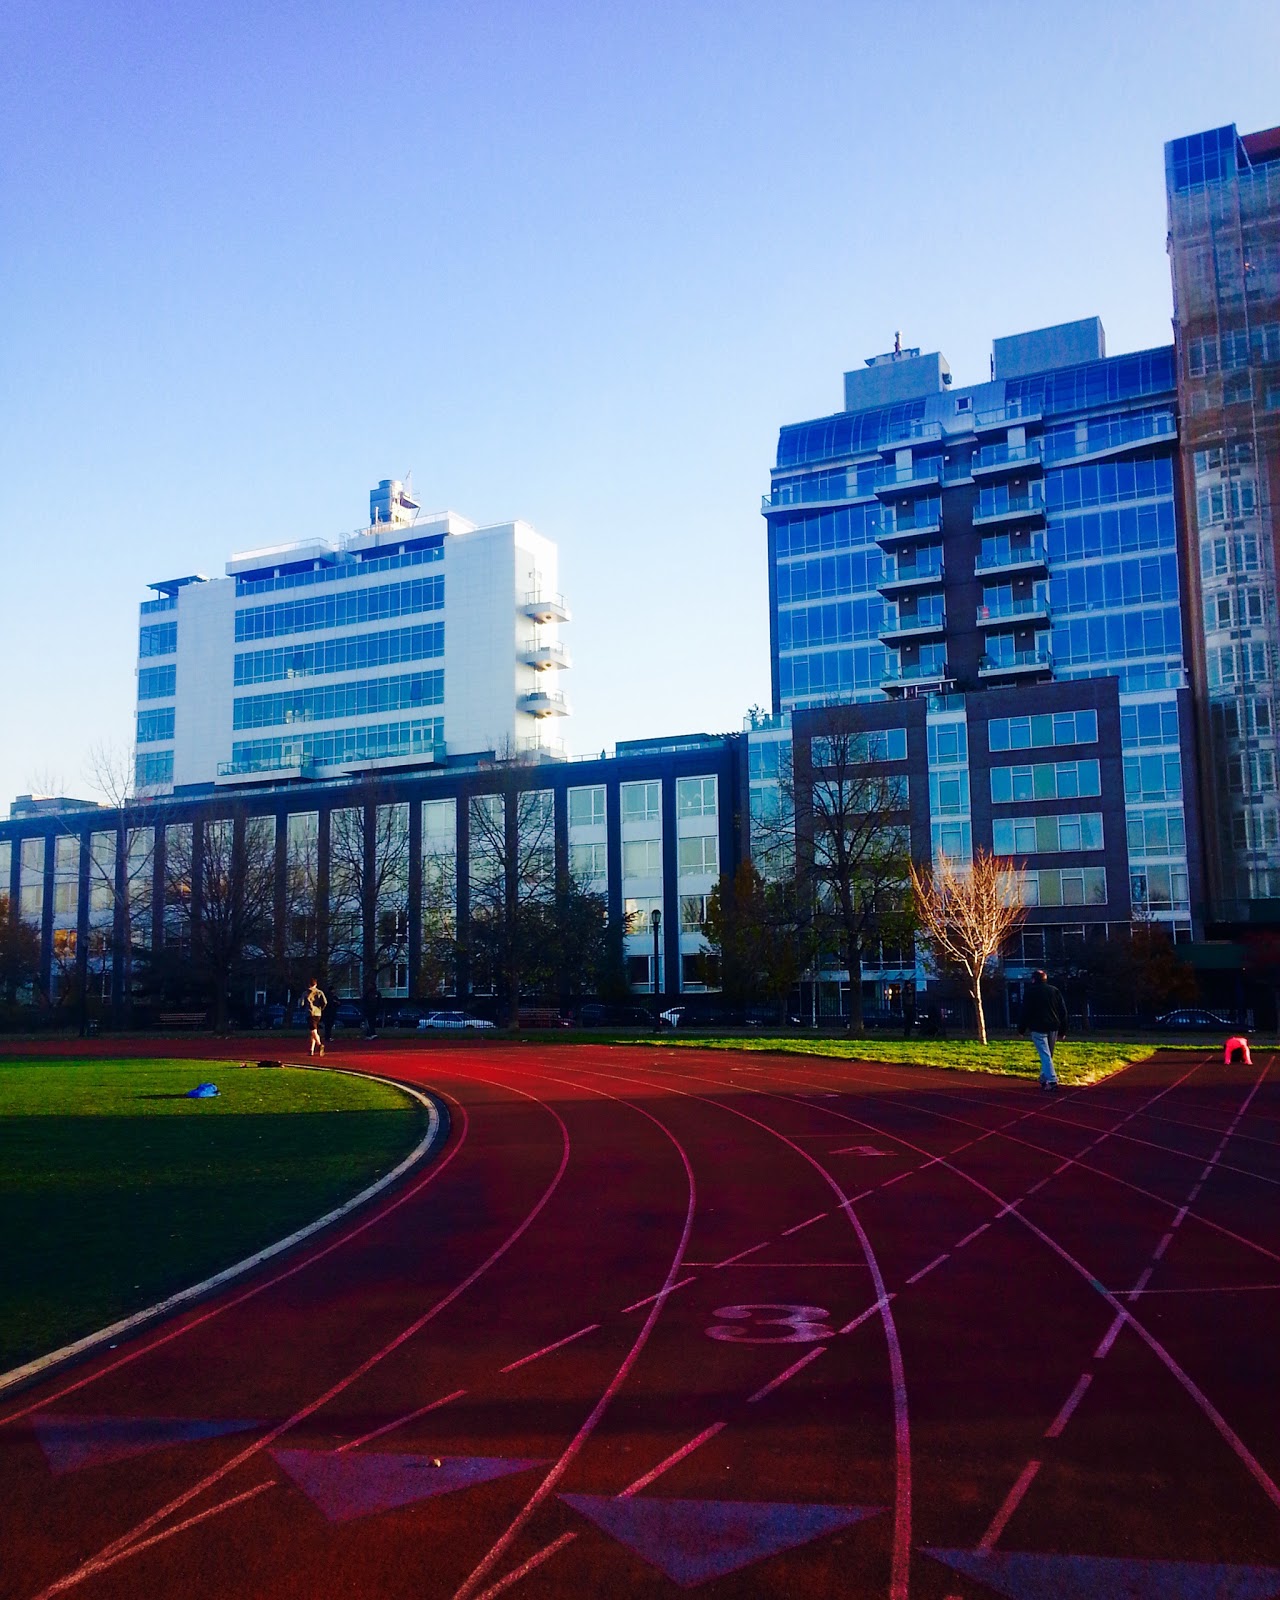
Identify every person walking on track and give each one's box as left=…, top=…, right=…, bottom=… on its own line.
left=1019, top=969, right=1069, bottom=1090
left=305, top=978, right=328, bottom=1058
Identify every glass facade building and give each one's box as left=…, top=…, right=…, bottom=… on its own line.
left=1167, top=123, right=1280, bottom=920
left=764, top=318, right=1203, bottom=980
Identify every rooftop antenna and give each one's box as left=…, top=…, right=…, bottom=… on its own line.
left=894, top=330, right=901, bottom=356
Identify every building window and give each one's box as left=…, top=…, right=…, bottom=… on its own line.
left=993, top=813, right=1104, bottom=855
left=570, top=842, right=608, bottom=881
left=569, top=786, right=606, bottom=828
left=990, top=760, right=1101, bottom=804
left=138, top=664, right=177, bottom=700
left=135, top=751, right=174, bottom=787
left=624, top=897, right=662, bottom=935
left=680, top=893, right=710, bottom=932
left=139, top=621, right=177, bottom=657
left=622, top=839, right=662, bottom=877
left=988, top=711, right=1097, bottom=752
left=621, top=781, right=661, bottom=825
left=1018, top=867, right=1107, bottom=907
left=676, top=776, right=718, bottom=818
left=678, top=835, right=719, bottom=877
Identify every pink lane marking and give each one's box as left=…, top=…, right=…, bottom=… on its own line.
left=1025, top=1175, right=1051, bottom=1195
left=471, top=1532, right=579, bottom=1600
left=0, top=1092, right=471, bottom=1430
left=747, top=1347, right=827, bottom=1404
left=619, top=1421, right=728, bottom=1495
left=996, top=1199, right=1023, bottom=1218
left=976, top=1459, right=1041, bottom=1553
left=905, top=1253, right=949, bottom=1286
left=338, top=1388, right=467, bottom=1453
left=714, top=1243, right=768, bottom=1269
left=36, top=1480, right=276, bottom=1592
left=955, top=1223, right=990, bottom=1249
left=1045, top=1373, right=1092, bottom=1438
left=1093, top=1311, right=1125, bottom=1361
left=500, top=1324, right=600, bottom=1374
left=37, top=1086, right=572, bottom=1600
left=1172, top=1203, right=1191, bottom=1229
left=1127, top=1267, right=1154, bottom=1300
left=1154, top=1231, right=1175, bottom=1260
left=781, top=1212, right=828, bottom=1237
left=1122, top=1283, right=1280, bottom=1295
left=451, top=1070, right=700, bottom=1600
left=548, top=1057, right=916, bottom=1600
left=839, top=1293, right=895, bottom=1336
left=621, top=1276, right=697, bottom=1314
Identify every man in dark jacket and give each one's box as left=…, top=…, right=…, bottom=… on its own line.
left=1019, top=969, right=1069, bottom=1090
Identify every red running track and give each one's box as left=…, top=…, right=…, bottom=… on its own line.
left=2, top=1040, right=1280, bottom=1599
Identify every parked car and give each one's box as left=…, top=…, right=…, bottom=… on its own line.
left=578, top=1003, right=655, bottom=1028
left=1156, top=1008, right=1231, bottom=1031
left=419, top=1011, right=496, bottom=1031
left=388, top=1002, right=431, bottom=1029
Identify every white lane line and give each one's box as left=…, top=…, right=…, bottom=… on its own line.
left=500, top=1325, right=601, bottom=1374
left=471, top=1533, right=579, bottom=1600
left=1045, top=1373, right=1092, bottom=1438
left=976, top=1459, right=1041, bottom=1554
left=339, top=1387, right=467, bottom=1452
left=618, top=1422, right=727, bottom=1496
left=714, top=1243, right=769, bottom=1268
left=839, top=1293, right=895, bottom=1336
left=748, top=1347, right=827, bottom=1404
left=781, top=1212, right=829, bottom=1237
left=905, top=1253, right=949, bottom=1286
left=955, top=1222, right=991, bottom=1249
left=620, top=1277, right=697, bottom=1314
left=1093, top=1312, right=1126, bottom=1361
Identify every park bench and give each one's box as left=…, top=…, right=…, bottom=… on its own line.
left=157, top=1011, right=208, bottom=1029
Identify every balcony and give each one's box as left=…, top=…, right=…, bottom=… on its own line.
left=974, top=404, right=1043, bottom=434
left=874, top=460, right=942, bottom=498
left=521, top=591, right=571, bottom=624
left=976, top=597, right=1051, bottom=629
left=973, top=490, right=1046, bottom=528
left=519, top=688, right=571, bottom=718
left=882, top=659, right=951, bottom=693
left=1042, top=411, right=1177, bottom=467
left=972, top=440, right=1044, bottom=479
left=876, top=515, right=942, bottom=546
left=880, top=610, right=947, bottom=644
left=522, top=639, right=572, bottom=671
left=216, top=755, right=317, bottom=784
left=879, top=420, right=943, bottom=452
left=878, top=560, right=945, bottom=596
left=978, top=649, right=1053, bottom=680
left=973, top=540, right=1049, bottom=578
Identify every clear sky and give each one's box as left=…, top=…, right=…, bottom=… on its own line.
left=2, top=0, right=1277, bottom=805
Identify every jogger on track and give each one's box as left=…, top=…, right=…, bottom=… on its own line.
left=305, top=978, right=328, bottom=1057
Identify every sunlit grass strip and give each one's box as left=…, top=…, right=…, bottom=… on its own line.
left=626, top=1035, right=1161, bottom=1085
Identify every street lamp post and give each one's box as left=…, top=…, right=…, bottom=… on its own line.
left=650, top=907, right=662, bottom=1028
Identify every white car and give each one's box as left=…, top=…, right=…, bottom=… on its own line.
left=418, top=1010, right=497, bottom=1031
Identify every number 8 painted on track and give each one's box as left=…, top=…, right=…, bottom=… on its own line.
left=707, top=1305, right=834, bottom=1343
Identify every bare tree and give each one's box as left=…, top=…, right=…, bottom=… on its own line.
left=466, top=780, right=557, bottom=1025
left=700, top=861, right=811, bottom=1019
left=161, top=815, right=277, bottom=1030
left=0, top=894, right=41, bottom=1005
left=328, top=783, right=412, bottom=1001
left=910, top=848, right=1026, bottom=1045
left=770, top=721, right=917, bottom=1033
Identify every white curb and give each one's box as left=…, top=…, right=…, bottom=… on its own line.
left=0, top=1063, right=444, bottom=1399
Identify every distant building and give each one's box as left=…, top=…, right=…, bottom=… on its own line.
left=134, top=480, right=571, bottom=794
left=1166, top=122, right=1280, bottom=923
left=761, top=316, right=1202, bottom=1005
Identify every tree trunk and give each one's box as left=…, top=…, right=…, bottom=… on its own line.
left=972, top=966, right=987, bottom=1045
left=847, top=945, right=864, bottom=1034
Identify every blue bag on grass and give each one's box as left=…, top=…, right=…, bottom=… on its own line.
left=186, top=1083, right=219, bottom=1099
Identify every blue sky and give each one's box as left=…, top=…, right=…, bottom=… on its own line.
left=2, top=0, right=1277, bottom=803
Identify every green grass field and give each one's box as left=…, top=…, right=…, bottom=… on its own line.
left=621, top=1034, right=1162, bottom=1084
left=0, top=1058, right=426, bottom=1374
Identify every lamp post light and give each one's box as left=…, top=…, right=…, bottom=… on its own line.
left=650, top=907, right=662, bottom=1028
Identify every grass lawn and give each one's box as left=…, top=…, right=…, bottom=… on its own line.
left=0, top=1058, right=427, bottom=1374
left=619, top=1034, right=1164, bottom=1085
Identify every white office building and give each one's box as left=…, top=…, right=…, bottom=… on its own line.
left=134, top=480, right=570, bottom=792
